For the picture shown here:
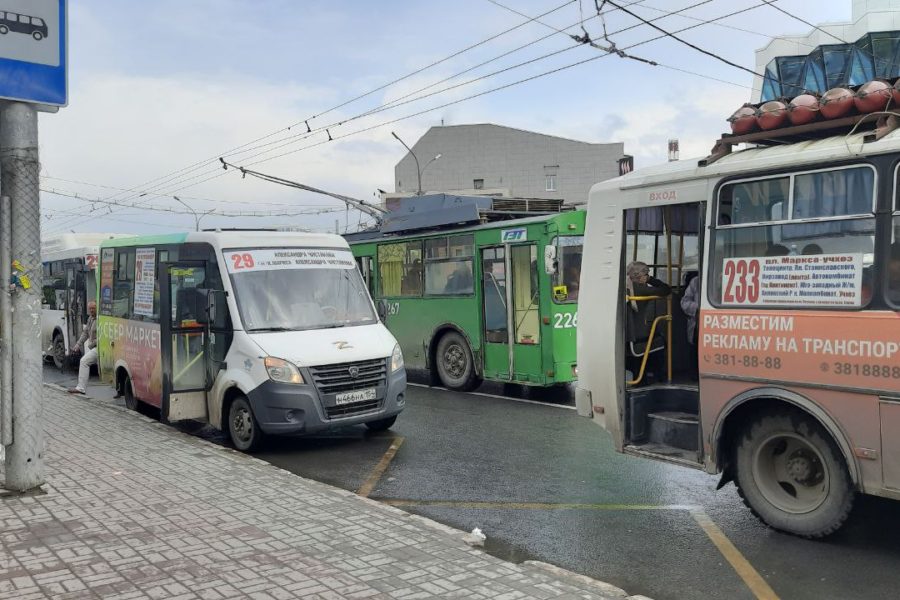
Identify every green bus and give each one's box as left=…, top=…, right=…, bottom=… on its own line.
left=349, top=210, right=584, bottom=391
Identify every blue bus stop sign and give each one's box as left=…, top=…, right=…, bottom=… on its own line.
left=0, top=0, right=67, bottom=107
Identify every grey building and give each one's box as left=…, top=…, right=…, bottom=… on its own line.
left=392, top=124, right=624, bottom=207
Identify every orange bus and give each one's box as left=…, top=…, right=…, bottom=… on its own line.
left=577, top=124, right=900, bottom=537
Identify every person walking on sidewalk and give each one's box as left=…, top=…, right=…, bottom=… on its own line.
left=67, top=301, right=98, bottom=395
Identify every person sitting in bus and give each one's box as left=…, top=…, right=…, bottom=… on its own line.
left=402, top=259, right=423, bottom=295
left=67, top=301, right=98, bottom=396
left=563, top=263, right=580, bottom=301
left=625, top=261, right=671, bottom=308
left=765, top=244, right=790, bottom=257
left=625, top=261, right=671, bottom=381
left=444, top=263, right=473, bottom=294
left=801, top=243, right=824, bottom=255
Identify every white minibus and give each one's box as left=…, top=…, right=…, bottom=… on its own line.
left=97, top=231, right=406, bottom=450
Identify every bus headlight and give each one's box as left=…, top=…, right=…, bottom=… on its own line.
left=390, top=343, right=404, bottom=373
left=264, top=357, right=305, bottom=384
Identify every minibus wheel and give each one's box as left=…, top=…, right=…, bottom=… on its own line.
left=0, top=26, right=8, bottom=35
left=365, top=415, right=397, bottom=432
left=734, top=410, right=854, bottom=538
left=228, top=395, right=263, bottom=452
left=435, top=331, right=478, bottom=391
left=123, top=376, right=138, bottom=411
left=51, top=333, right=65, bottom=370
left=32, top=31, right=43, bottom=41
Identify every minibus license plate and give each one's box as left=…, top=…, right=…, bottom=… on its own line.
left=335, top=388, right=376, bottom=405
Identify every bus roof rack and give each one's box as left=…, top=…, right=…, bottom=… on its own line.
left=379, top=194, right=565, bottom=235
left=701, top=109, right=900, bottom=167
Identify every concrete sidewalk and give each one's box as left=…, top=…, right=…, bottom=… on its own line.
left=0, top=388, right=648, bottom=600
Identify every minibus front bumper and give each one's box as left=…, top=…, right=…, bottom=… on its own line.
left=246, top=364, right=407, bottom=435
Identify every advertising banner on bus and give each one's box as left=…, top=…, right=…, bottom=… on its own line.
left=700, top=309, right=900, bottom=394
left=133, top=247, right=156, bottom=317
left=98, top=317, right=162, bottom=406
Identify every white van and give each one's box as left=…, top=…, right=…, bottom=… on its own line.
left=97, top=231, right=406, bottom=451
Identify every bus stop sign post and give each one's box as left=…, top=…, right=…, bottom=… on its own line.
left=0, top=0, right=67, bottom=491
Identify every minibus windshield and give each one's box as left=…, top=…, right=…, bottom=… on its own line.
left=225, top=247, right=377, bottom=332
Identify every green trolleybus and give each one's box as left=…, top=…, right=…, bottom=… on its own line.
left=349, top=209, right=584, bottom=391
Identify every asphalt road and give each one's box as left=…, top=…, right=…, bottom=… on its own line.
left=44, top=365, right=900, bottom=600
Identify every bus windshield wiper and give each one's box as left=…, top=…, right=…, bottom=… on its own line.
left=249, top=326, right=296, bottom=332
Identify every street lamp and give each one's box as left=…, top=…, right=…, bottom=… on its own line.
left=172, top=196, right=216, bottom=231
left=421, top=153, right=442, bottom=182
left=392, top=132, right=440, bottom=196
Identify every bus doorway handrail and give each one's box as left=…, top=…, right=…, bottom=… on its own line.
left=624, top=295, right=672, bottom=386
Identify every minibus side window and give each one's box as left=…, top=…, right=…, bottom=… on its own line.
left=113, top=248, right=135, bottom=319
left=888, top=167, right=900, bottom=308
left=713, top=166, right=876, bottom=309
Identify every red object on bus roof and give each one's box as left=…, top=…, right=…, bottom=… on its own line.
left=820, top=87, right=855, bottom=119
left=789, top=94, right=819, bottom=125
left=854, top=79, right=893, bottom=114
left=756, top=100, right=788, bottom=130
left=728, top=104, right=757, bottom=135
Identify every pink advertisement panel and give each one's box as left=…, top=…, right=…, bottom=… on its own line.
left=700, top=309, right=900, bottom=394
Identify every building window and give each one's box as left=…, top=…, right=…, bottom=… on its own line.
left=545, top=175, right=557, bottom=192
left=473, top=179, right=484, bottom=190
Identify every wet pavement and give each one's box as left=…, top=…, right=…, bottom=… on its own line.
left=43, top=364, right=900, bottom=600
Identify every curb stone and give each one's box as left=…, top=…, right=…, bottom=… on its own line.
left=42, top=382, right=653, bottom=599
left=524, top=561, right=630, bottom=598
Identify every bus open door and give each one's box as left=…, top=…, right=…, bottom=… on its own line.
left=159, top=262, right=220, bottom=423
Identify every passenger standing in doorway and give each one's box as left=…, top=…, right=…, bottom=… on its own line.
left=67, top=301, right=98, bottom=395
left=681, top=273, right=701, bottom=378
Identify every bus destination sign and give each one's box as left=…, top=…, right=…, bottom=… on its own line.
left=721, top=253, right=863, bottom=308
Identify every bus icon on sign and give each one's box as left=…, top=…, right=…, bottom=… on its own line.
left=0, top=10, right=49, bottom=41
left=501, top=228, right=527, bottom=243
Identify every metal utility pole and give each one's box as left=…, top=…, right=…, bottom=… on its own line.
left=391, top=131, right=422, bottom=195
left=0, top=102, right=46, bottom=491
left=173, top=196, right=215, bottom=231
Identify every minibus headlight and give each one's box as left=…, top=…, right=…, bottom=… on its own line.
left=390, top=343, right=404, bottom=373
left=264, top=357, right=305, bottom=384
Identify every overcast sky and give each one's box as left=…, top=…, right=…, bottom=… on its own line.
left=38, top=0, right=850, bottom=236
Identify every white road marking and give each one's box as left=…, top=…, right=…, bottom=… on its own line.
left=407, top=382, right=576, bottom=410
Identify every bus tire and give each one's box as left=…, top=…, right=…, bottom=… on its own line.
left=733, top=410, right=854, bottom=538
left=32, top=31, right=43, bottom=41
left=365, top=415, right=397, bottom=432
left=51, top=333, right=65, bottom=370
left=435, top=331, right=479, bottom=391
left=228, top=395, right=264, bottom=452
left=123, top=375, right=139, bottom=411
left=0, top=26, right=8, bottom=35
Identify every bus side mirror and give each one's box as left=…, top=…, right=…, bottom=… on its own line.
left=206, top=290, right=228, bottom=330
left=544, top=245, right=557, bottom=275
left=377, top=299, right=388, bottom=321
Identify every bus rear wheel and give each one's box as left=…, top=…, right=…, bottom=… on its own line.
left=734, top=410, right=854, bottom=538
left=0, top=26, right=8, bottom=35
left=123, top=376, right=139, bottom=411
left=51, top=333, right=65, bottom=370
left=435, top=331, right=479, bottom=391
left=228, top=395, right=264, bottom=452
